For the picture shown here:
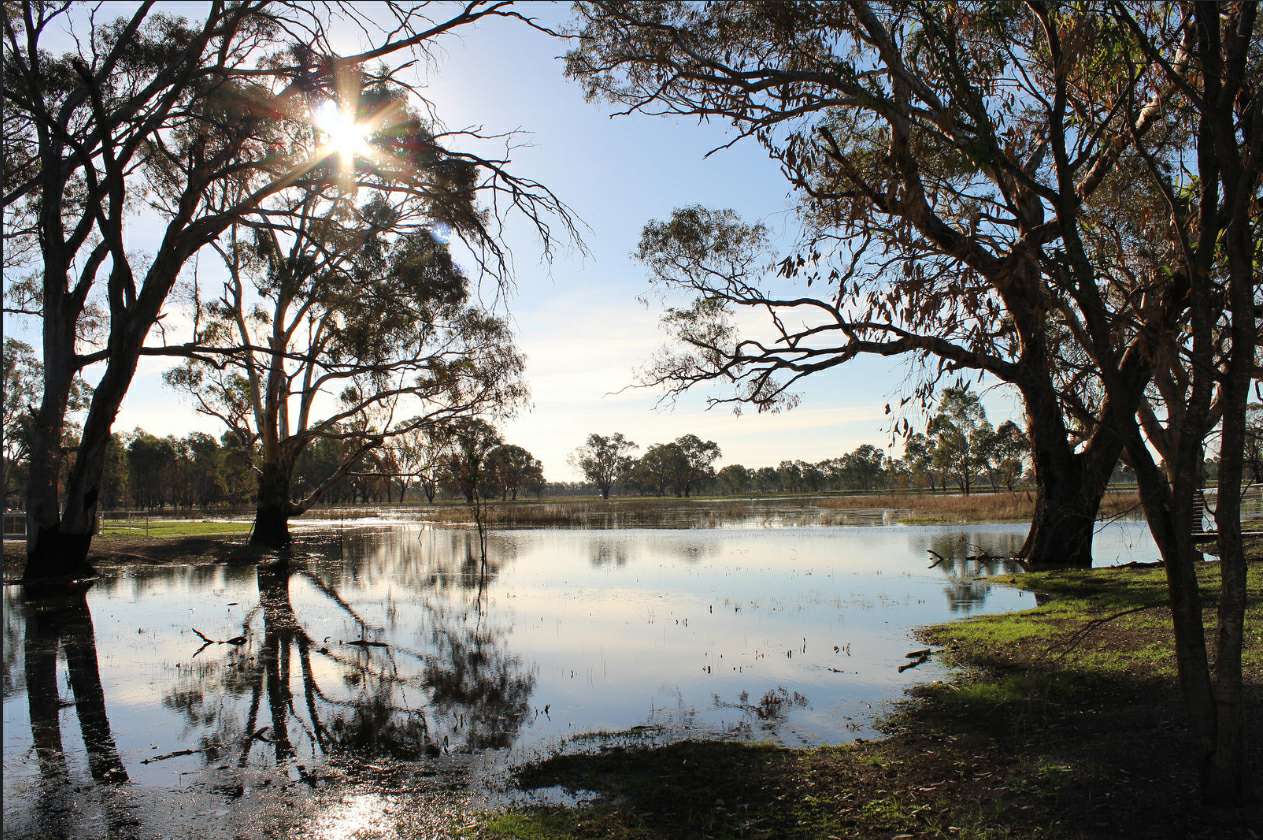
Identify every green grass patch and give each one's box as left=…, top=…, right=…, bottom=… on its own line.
left=97, top=519, right=252, bottom=539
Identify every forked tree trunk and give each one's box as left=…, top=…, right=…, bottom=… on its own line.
left=1021, top=481, right=1101, bottom=568
left=25, top=271, right=174, bottom=582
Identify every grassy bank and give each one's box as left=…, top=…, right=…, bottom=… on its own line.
left=2, top=522, right=253, bottom=575
left=97, top=518, right=253, bottom=538
left=817, top=488, right=1141, bottom=524
left=469, top=562, right=1262, bottom=839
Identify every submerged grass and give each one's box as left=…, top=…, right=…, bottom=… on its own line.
left=423, top=489, right=1142, bottom=528
left=422, top=497, right=779, bottom=528
left=470, top=561, right=1263, bottom=839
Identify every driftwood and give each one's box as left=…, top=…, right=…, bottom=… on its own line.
left=898, top=648, right=932, bottom=673
left=927, top=547, right=1029, bottom=571
left=141, top=747, right=207, bottom=765
left=191, top=627, right=247, bottom=657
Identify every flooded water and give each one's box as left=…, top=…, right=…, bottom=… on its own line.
left=1, top=513, right=1160, bottom=838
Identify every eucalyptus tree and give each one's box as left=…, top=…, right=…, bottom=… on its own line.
left=484, top=444, right=543, bottom=501
left=382, top=423, right=451, bottom=503
left=633, top=442, right=684, bottom=497
left=1061, top=3, right=1260, bottom=805
left=442, top=419, right=503, bottom=505
left=571, top=0, right=1260, bottom=804
left=570, top=432, right=638, bottom=499
left=2, top=339, right=41, bottom=504
left=169, top=207, right=527, bottom=545
left=715, top=464, right=752, bottom=495
left=927, top=386, right=992, bottom=496
left=4, top=1, right=573, bottom=580
left=982, top=421, right=1030, bottom=492
left=674, top=434, right=722, bottom=497
left=566, top=2, right=1192, bottom=567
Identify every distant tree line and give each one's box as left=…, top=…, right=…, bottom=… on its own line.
left=568, top=386, right=1045, bottom=499
left=1, top=417, right=545, bottom=513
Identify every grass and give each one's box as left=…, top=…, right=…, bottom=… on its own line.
left=3, top=520, right=254, bottom=576
left=96, top=518, right=253, bottom=538
left=422, top=497, right=775, bottom=528
left=818, top=488, right=1142, bottom=523
left=467, top=561, right=1263, bottom=839
left=421, top=489, right=1143, bottom=528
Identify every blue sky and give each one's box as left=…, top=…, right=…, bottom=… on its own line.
left=7, top=3, right=1022, bottom=480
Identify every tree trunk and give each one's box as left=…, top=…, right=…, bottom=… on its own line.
left=1021, top=481, right=1101, bottom=568
left=1200, top=135, right=1257, bottom=803
left=252, top=460, right=297, bottom=548
left=23, top=305, right=85, bottom=582
left=1141, top=470, right=1219, bottom=784
left=1018, top=374, right=1124, bottom=568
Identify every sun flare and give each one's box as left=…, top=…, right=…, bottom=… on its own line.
left=313, top=100, right=373, bottom=170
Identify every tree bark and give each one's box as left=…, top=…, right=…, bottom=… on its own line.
left=23, top=296, right=85, bottom=581
left=1017, top=377, right=1123, bottom=568
left=251, top=460, right=297, bottom=548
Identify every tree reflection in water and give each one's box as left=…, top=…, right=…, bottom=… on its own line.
left=162, top=558, right=535, bottom=773
left=19, top=587, right=136, bottom=836
left=923, top=532, right=1025, bottom=612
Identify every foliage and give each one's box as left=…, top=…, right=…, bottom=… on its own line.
left=927, top=386, right=993, bottom=496
left=571, top=433, right=639, bottom=499
left=485, top=445, right=546, bottom=501
left=6, top=1, right=578, bottom=569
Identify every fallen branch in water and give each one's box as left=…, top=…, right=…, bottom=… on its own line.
left=142, top=747, right=208, bottom=764
left=345, top=638, right=389, bottom=648
left=899, top=648, right=932, bottom=672
left=191, top=627, right=248, bottom=658
left=192, top=627, right=247, bottom=645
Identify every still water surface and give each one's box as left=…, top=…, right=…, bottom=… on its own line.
left=1, top=511, right=1159, bottom=838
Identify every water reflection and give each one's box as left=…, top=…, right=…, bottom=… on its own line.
left=920, top=531, right=1026, bottom=613
left=4, top=518, right=1156, bottom=837
left=23, top=590, right=129, bottom=786
left=156, top=561, right=536, bottom=769
left=16, top=588, right=138, bottom=838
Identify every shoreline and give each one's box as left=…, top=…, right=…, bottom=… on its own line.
left=468, top=560, right=1262, bottom=839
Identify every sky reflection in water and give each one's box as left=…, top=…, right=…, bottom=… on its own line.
left=1, top=513, right=1160, bottom=837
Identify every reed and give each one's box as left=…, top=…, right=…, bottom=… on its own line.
left=419, top=489, right=1143, bottom=527
left=816, top=488, right=1142, bottom=523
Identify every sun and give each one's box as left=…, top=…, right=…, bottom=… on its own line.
left=313, top=100, right=374, bottom=171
